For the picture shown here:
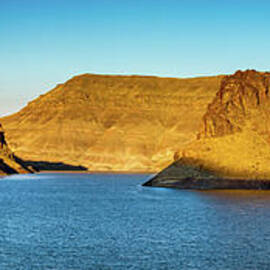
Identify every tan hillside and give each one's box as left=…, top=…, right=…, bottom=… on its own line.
left=144, top=70, right=270, bottom=188
left=1, top=74, right=222, bottom=172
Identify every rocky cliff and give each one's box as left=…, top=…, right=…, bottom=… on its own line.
left=1, top=74, right=222, bottom=172
left=198, top=70, right=270, bottom=139
left=0, top=123, right=32, bottom=175
left=144, top=70, right=270, bottom=189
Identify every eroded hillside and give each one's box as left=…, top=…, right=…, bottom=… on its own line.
left=1, top=74, right=222, bottom=172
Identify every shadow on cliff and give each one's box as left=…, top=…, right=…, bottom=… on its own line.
left=0, top=158, right=19, bottom=174
left=14, top=156, right=88, bottom=172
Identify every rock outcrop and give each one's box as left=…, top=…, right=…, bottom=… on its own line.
left=199, top=70, right=270, bottom=139
left=0, top=123, right=33, bottom=175
left=144, top=70, right=270, bottom=189
left=1, top=74, right=222, bottom=172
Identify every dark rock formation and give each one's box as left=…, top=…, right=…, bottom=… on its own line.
left=0, top=123, right=33, bottom=175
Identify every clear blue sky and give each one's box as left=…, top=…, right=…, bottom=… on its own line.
left=1, top=0, right=270, bottom=116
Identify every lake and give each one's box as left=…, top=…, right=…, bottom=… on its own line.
left=0, top=173, right=270, bottom=269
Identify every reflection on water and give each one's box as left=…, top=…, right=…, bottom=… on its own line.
left=0, top=173, right=270, bottom=269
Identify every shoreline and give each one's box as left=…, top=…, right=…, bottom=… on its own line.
left=143, top=177, right=270, bottom=190
left=37, top=170, right=156, bottom=175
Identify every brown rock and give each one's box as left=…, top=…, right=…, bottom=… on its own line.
left=198, top=70, right=270, bottom=139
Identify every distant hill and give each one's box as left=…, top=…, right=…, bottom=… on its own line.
left=144, top=70, right=270, bottom=189
left=1, top=74, right=222, bottom=172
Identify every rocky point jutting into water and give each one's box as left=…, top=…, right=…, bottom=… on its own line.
left=1, top=74, right=222, bottom=172
left=0, top=123, right=33, bottom=175
left=144, top=70, right=270, bottom=189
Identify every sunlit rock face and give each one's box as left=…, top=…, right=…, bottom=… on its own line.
left=144, top=70, right=270, bottom=188
left=1, top=74, right=222, bottom=172
left=0, top=123, right=31, bottom=175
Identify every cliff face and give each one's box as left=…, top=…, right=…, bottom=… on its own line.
left=144, top=70, right=270, bottom=188
left=1, top=74, right=222, bottom=172
left=199, top=70, right=270, bottom=139
left=0, top=124, right=32, bottom=175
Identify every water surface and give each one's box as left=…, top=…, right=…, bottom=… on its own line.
left=1, top=173, right=270, bottom=269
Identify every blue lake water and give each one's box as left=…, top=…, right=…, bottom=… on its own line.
left=1, top=173, right=270, bottom=269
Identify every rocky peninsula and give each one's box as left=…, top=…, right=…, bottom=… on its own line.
left=143, top=70, right=270, bottom=189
